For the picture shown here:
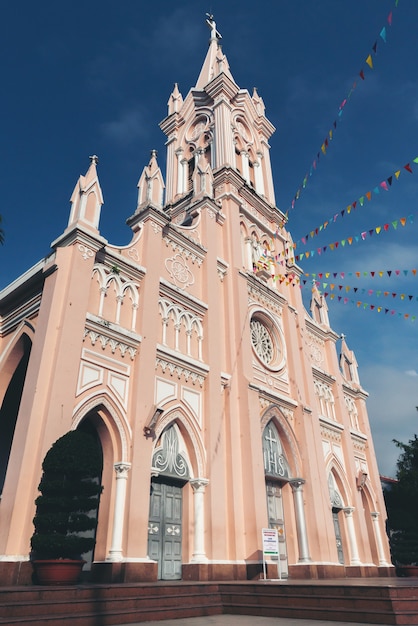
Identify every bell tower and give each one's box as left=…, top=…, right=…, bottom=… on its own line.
left=160, top=15, right=277, bottom=210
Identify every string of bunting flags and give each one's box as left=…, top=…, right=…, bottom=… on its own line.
left=292, top=211, right=415, bottom=263
left=303, top=280, right=418, bottom=304
left=293, top=157, right=418, bottom=249
left=287, top=0, right=399, bottom=215
left=255, top=270, right=417, bottom=322
left=304, top=269, right=417, bottom=279
left=307, top=290, right=416, bottom=322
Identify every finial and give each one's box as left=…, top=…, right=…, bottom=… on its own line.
left=205, top=13, right=222, bottom=40
left=89, top=155, right=99, bottom=165
left=150, top=149, right=158, bottom=159
left=340, top=333, right=346, bottom=341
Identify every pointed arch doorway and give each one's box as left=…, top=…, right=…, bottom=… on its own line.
left=263, top=421, right=290, bottom=578
left=328, top=473, right=345, bottom=565
left=148, top=425, right=190, bottom=580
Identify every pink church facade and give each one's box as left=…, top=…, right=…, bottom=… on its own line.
left=0, top=21, right=392, bottom=585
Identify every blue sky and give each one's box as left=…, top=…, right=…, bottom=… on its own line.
left=1, top=0, right=417, bottom=477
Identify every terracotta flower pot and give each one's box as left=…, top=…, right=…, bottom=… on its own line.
left=397, top=565, right=418, bottom=577
left=32, top=559, right=85, bottom=585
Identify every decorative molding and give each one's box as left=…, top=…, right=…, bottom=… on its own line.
left=156, top=344, right=208, bottom=387
left=320, top=419, right=343, bottom=443
left=150, top=220, right=162, bottom=234
left=246, top=274, right=286, bottom=314
left=156, top=357, right=205, bottom=387
left=160, top=279, right=208, bottom=316
left=83, top=329, right=138, bottom=360
left=217, top=258, right=229, bottom=282
left=83, top=313, right=141, bottom=361
left=306, top=330, right=325, bottom=365
left=78, top=244, right=94, bottom=260
left=163, top=226, right=206, bottom=267
left=127, top=247, right=140, bottom=261
left=351, top=432, right=368, bottom=452
left=165, top=253, right=195, bottom=289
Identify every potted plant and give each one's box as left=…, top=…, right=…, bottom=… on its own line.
left=31, top=429, right=103, bottom=585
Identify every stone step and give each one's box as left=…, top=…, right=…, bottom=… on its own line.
left=1, top=580, right=417, bottom=625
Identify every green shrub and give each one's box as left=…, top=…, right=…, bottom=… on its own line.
left=31, top=430, right=103, bottom=560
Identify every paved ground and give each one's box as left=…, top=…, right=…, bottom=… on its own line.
left=122, top=616, right=388, bottom=626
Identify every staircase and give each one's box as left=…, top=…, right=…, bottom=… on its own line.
left=1, top=579, right=417, bottom=625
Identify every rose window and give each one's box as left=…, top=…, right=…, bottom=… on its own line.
left=250, top=319, right=274, bottom=365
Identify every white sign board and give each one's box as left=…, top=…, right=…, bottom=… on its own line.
left=262, top=528, right=279, bottom=555
left=261, top=528, right=281, bottom=580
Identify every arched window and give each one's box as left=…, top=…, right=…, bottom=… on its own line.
left=0, top=334, right=32, bottom=495
left=262, top=422, right=291, bottom=480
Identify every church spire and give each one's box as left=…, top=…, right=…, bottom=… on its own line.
left=195, top=14, right=235, bottom=89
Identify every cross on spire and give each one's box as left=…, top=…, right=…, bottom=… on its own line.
left=205, top=13, right=222, bottom=40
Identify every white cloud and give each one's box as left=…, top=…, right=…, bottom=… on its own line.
left=405, top=369, right=418, bottom=377
left=362, top=362, right=418, bottom=477
left=101, top=110, right=148, bottom=145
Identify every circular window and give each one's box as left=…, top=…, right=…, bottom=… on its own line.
left=250, top=312, right=285, bottom=371
left=251, top=319, right=274, bottom=365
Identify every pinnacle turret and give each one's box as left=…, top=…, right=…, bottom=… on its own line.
left=67, top=156, right=104, bottom=232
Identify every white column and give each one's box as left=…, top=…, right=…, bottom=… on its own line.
left=343, top=507, right=361, bottom=565
left=289, top=479, right=311, bottom=562
left=182, top=158, right=188, bottom=194
left=107, top=462, right=131, bottom=562
left=165, top=135, right=177, bottom=204
left=244, top=237, right=253, bottom=270
left=371, top=512, right=390, bottom=566
left=176, top=149, right=184, bottom=195
left=115, top=295, right=123, bottom=325
left=254, top=152, right=265, bottom=196
left=241, top=151, right=250, bottom=185
left=190, top=478, right=209, bottom=563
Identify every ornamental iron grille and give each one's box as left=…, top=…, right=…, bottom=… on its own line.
left=152, top=425, right=190, bottom=480
left=251, top=318, right=273, bottom=365
left=328, top=473, right=344, bottom=509
left=262, top=422, right=291, bottom=480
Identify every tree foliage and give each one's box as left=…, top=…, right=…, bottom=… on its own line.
left=384, top=435, right=418, bottom=565
left=31, top=430, right=103, bottom=560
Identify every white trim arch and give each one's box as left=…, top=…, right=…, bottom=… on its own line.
left=260, top=405, right=302, bottom=477
left=325, top=456, right=353, bottom=507
left=71, top=393, right=131, bottom=463
left=154, top=407, right=206, bottom=478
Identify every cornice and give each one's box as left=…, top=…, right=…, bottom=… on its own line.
left=159, top=111, right=185, bottom=137
left=244, top=271, right=287, bottom=312
left=159, top=278, right=208, bottom=316
left=204, top=71, right=239, bottom=102
left=342, top=381, right=369, bottom=400
left=84, top=312, right=142, bottom=361
left=51, top=224, right=107, bottom=252
left=248, top=382, right=298, bottom=411
left=305, top=316, right=340, bottom=343
left=319, top=415, right=344, bottom=441
left=312, top=366, right=336, bottom=386
left=156, top=344, right=209, bottom=387
left=0, top=292, right=42, bottom=336
left=126, top=203, right=170, bottom=231
left=162, top=223, right=207, bottom=266
left=350, top=431, right=368, bottom=452
left=95, top=249, right=147, bottom=281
